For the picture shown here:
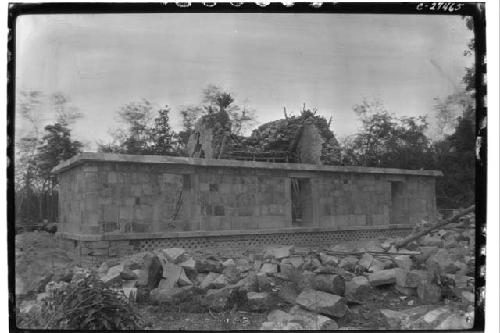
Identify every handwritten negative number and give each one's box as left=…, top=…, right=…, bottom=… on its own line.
left=416, top=3, right=464, bottom=12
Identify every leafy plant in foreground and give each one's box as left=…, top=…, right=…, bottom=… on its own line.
left=40, top=275, right=143, bottom=329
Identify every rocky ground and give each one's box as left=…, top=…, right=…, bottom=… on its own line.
left=15, top=213, right=476, bottom=330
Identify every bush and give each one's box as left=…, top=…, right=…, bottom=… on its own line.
left=39, top=274, right=144, bottom=329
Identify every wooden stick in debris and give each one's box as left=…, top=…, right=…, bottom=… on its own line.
left=394, top=205, right=475, bottom=249
left=322, top=250, right=421, bottom=257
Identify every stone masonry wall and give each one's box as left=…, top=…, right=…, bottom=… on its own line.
left=58, top=162, right=195, bottom=235
left=58, top=160, right=437, bottom=239
left=316, top=173, right=437, bottom=228
left=195, top=167, right=290, bottom=231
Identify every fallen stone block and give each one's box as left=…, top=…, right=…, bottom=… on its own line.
left=195, top=258, right=222, bottom=273
left=222, top=258, right=235, bottom=267
left=135, top=269, right=149, bottom=287
left=295, top=290, right=348, bottom=318
left=178, top=257, right=196, bottom=271
left=120, top=268, right=138, bottom=280
left=264, top=245, right=294, bottom=260
left=296, top=271, right=315, bottom=291
left=178, top=268, right=193, bottom=287
left=98, top=262, right=109, bottom=276
left=200, top=272, right=228, bottom=290
left=161, top=248, right=187, bottom=263
left=311, top=274, right=345, bottom=296
left=369, top=258, right=386, bottom=272
left=406, top=270, right=428, bottom=288
left=434, top=311, right=473, bottom=329
left=395, top=269, right=427, bottom=288
left=237, top=271, right=258, bottom=293
left=279, top=262, right=296, bottom=278
left=234, top=258, right=251, bottom=273
left=345, top=276, right=371, bottom=299
left=394, top=255, right=413, bottom=271
left=339, top=256, right=359, bottom=269
left=380, top=309, right=408, bottom=329
left=277, top=284, right=299, bottom=304
left=267, top=309, right=294, bottom=323
left=319, top=253, right=339, bottom=266
left=395, top=285, right=417, bottom=296
left=143, top=253, right=163, bottom=290
left=460, top=290, right=474, bottom=303
left=256, top=272, right=275, bottom=292
left=289, top=305, right=339, bottom=330
left=368, top=268, right=398, bottom=286
left=253, top=259, right=263, bottom=271
left=101, top=264, right=123, bottom=285
left=358, top=253, right=374, bottom=270
left=204, top=287, right=232, bottom=312
left=282, top=255, right=305, bottom=268
left=150, top=285, right=194, bottom=304
left=247, top=291, right=272, bottom=312
left=302, top=257, right=322, bottom=271
left=260, top=263, right=278, bottom=275
left=162, top=262, right=183, bottom=288
left=417, top=281, right=442, bottom=304
left=222, top=265, right=241, bottom=284
left=426, top=249, right=461, bottom=274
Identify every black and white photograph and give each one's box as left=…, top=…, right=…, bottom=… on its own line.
left=7, top=2, right=493, bottom=331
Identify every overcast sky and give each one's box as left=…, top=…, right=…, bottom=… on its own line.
left=16, top=13, right=473, bottom=150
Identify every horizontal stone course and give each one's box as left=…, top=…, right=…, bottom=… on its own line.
left=52, top=152, right=443, bottom=177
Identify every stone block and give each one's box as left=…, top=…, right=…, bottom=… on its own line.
left=311, top=274, right=345, bottom=296
left=345, top=276, right=371, bottom=299
left=368, top=268, right=398, bottom=286
left=247, top=292, right=272, bottom=312
left=295, top=290, right=348, bottom=318
left=417, top=281, right=442, bottom=304
left=260, top=263, right=278, bottom=275
left=264, top=246, right=293, bottom=260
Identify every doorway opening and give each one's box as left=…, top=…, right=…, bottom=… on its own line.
left=291, top=178, right=313, bottom=226
left=390, top=181, right=409, bottom=224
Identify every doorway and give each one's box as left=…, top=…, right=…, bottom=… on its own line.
left=390, top=181, right=409, bottom=224
left=291, top=178, right=313, bottom=226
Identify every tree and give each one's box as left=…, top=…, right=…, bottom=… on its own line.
left=36, top=123, right=83, bottom=181
left=34, top=123, right=83, bottom=222
left=150, top=105, right=180, bottom=155
left=177, top=84, right=258, bottom=146
left=99, top=100, right=181, bottom=156
left=201, top=84, right=257, bottom=136
left=51, top=92, right=83, bottom=127
left=433, top=92, right=474, bottom=137
left=340, top=99, right=433, bottom=169
left=430, top=16, right=476, bottom=209
left=99, top=99, right=154, bottom=154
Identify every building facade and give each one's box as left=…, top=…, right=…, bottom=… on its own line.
left=52, top=153, right=442, bottom=260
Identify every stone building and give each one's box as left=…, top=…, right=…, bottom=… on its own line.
left=52, top=152, right=442, bottom=259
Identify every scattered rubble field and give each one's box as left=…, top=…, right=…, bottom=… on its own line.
left=15, top=213, right=476, bottom=330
